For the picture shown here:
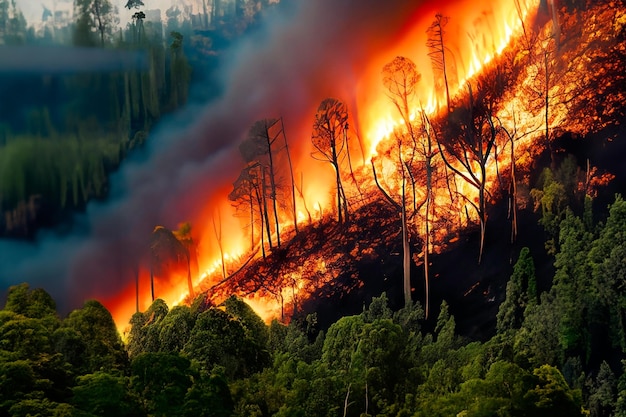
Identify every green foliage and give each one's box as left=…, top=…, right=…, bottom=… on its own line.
left=72, top=371, right=143, bottom=417
left=224, top=295, right=269, bottom=347
left=157, top=305, right=195, bottom=353
left=523, top=365, right=585, bottom=416
left=4, top=283, right=57, bottom=319
left=183, top=368, right=234, bottom=417
left=552, top=210, right=595, bottom=359
left=182, top=308, right=254, bottom=378
left=126, top=299, right=169, bottom=359
left=589, top=196, right=626, bottom=351
left=497, top=247, right=537, bottom=333
left=63, top=300, right=128, bottom=374
left=130, top=352, right=191, bottom=417
left=530, top=155, right=584, bottom=254
left=586, top=361, right=617, bottom=417
left=514, top=293, right=563, bottom=369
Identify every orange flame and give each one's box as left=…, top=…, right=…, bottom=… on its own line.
left=108, top=0, right=547, bottom=330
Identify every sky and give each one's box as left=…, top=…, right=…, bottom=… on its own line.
left=13, top=0, right=204, bottom=27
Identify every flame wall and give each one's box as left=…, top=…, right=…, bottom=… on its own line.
left=0, top=0, right=543, bottom=329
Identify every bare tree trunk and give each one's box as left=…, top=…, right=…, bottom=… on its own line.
left=332, top=145, right=344, bottom=225
left=478, top=167, right=487, bottom=265
left=344, top=125, right=364, bottom=204
left=401, top=173, right=411, bottom=307
left=280, top=118, right=299, bottom=234
left=510, top=131, right=518, bottom=243
left=265, top=125, right=281, bottom=247
left=261, top=167, right=273, bottom=249
left=296, top=172, right=312, bottom=224
left=213, top=210, right=226, bottom=279
left=424, top=200, right=430, bottom=319
left=186, top=253, right=195, bottom=299
left=253, top=184, right=266, bottom=259
left=343, top=383, right=351, bottom=417
left=135, top=265, right=140, bottom=312
left=249, top=191, right=255, bottom=251
left=150, top=264, right=155, bottom=302
left=544, top=49, right=552, bottom=166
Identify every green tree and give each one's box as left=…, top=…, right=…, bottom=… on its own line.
left=3, top=283, right=57, bottom=320
left=183, top=307, right=263, bottom=379
left=497, top=247, right=537, bottom=333
left=63, top=300, right=128, bottom=374
left=157, top=305, right=196, bottom=353
left=183, top=368, right=234, bottom=417
left=131, top=352, right=191, bottom=417
left=72, top=371, right=143, bottom=417
left=127, top=299, right=169, bottom=359
left=514, top=293, right=563, bottom=369
left=522, top=365, right=585, bottom=417
left=586, top=361, right=617, bottom=417
left=224, top=295, right=269, bottom=348
left=169, top=31, right=192, bottom=108
left=73, top=0, right=119, bottom=47
left=552, top=210, right=595, bottom=359
left=589, top=196, right=626, bottom=351
left=0, top=0, right=27, bottom=44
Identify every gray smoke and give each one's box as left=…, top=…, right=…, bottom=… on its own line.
left=0, top=0, right=420, bottom=313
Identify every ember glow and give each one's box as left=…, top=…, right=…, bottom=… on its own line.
left=2, top=0, right=589, bottom=330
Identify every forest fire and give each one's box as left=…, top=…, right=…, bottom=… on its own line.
left=92, top=0, right=623, bottom=330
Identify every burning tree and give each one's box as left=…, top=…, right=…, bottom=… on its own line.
left=311, top=98, right=351, bottom=225
left=438, top=64, right=511, bottom=264
left=234, top=118, right=298, bottom=255
left=150, top=226, right=194, bottom=302
left=371, top=56, right=429, bottom=310
left=229, top=162, right=268, bottom=258
left=426, top=13, right=454, bottom=114
left=239, top=119, right=284, bottom=248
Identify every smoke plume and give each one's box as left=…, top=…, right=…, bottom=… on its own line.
left=0, top=0, right=422, bottom=314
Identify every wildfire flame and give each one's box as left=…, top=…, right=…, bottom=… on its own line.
left=109, top=0, right=560, bottom=331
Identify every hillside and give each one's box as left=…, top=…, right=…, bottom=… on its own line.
left=187, top=0, right=626, bottom=341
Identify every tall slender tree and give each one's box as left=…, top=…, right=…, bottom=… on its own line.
left=438, top=64, right=509, bottom=264
left=73, top=0, right=119, bottom=47
left=240, top=119, right=284, bottom=248
left=427, top=13, right=454, bottom=114
left=311, top=98, right=350, bottom=225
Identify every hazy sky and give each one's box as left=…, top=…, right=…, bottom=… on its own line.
left=13, top=0, right=203, bottom=27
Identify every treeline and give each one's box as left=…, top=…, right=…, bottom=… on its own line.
left=0, top=0, right=194, bottom=237
left=2, top=186, right=626, bottom=416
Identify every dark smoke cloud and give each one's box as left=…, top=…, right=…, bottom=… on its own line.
left=0, top=0, right=421, bottom=313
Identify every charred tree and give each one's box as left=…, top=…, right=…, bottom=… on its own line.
left=279, top=117, right=299, bottom=235
left=379, top=56, right=420, bottom=309
left=427, top=13, right=454, bottom=114
left=311, top=98, right=350, bottom=225
left=379, top=56, right=438, bottom=314
left=438, top=65, right=509, bottom=264
left=240, top=119, right=284, bottom=248
left=229, top=163, right=270, bottom=258
left=212, top=210, right=226, bottom=279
